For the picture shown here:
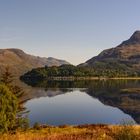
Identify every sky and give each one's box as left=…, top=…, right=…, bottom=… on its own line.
left=0, top=0, right=140, bottom=65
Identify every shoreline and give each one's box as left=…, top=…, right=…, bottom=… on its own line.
left=46, top=76, right=140, bottom=80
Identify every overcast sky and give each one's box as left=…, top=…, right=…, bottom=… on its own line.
left=0, top=0, right=140, bottom=65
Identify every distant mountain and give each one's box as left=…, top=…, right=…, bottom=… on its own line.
left=0, top=48, right=70, bottom=76
left=79, top=31, right=140, bottom=73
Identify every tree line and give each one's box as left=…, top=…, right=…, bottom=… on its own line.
left=21, top=64, right=139, bottom=83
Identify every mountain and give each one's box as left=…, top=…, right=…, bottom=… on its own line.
left=0, top=48, right=70, bottom=76
left=79, top=31, right=140, bottom=73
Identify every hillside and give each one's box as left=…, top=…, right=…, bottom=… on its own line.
left=79, top=31, right=140, bottom=74
left=0, top=48, right=69, bottom=76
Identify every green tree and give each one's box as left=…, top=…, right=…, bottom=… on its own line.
left=1, top=67, right=24, bottom=99
left=0, top=85, right=18, bottom=133
left=0, top=67, right=29, bottom=133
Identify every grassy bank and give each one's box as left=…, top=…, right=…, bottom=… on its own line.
left=47, top=77, right=140, bottom=80
left=0, top=124, right=140, bottom=140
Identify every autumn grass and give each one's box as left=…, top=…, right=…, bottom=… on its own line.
left=114, top=125, right=140, bottom=140
left=0, top=124, right=140, bottom=140
left=121, top=88, right=140, bottom=94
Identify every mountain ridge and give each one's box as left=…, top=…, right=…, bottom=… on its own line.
left=79, top=31, right=140, bottom=73
left=0, top=48, right=70, bottom=76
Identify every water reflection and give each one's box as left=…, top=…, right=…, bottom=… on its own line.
left=23, top=80, right=140, bottom=125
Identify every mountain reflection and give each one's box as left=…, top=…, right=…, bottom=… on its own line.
left=23, top=80, right=140, bottom=124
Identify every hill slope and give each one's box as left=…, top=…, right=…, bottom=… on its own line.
left=0, top=48, right=69, bottom=76
left=79, top=31, right=140, bottom=74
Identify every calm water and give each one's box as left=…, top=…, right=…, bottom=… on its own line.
left=23, top=80, right=140, bottom=126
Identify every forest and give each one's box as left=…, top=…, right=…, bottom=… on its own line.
left=21, top=64, right=139, bottom=83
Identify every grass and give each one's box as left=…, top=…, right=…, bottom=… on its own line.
left=0, top=124, right=140, bottom=140
left=114, top=125, right=139, bottom=140
left=121, top=88, right=140, bottom=94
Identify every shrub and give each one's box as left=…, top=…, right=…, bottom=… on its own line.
left=33, top=122, right=41, bottom=130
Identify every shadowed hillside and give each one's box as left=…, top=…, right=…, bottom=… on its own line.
left=79, top=31, right=140, bottom=73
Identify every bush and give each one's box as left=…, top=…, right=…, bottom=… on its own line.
left=33, top=122, right=41, bottom=130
